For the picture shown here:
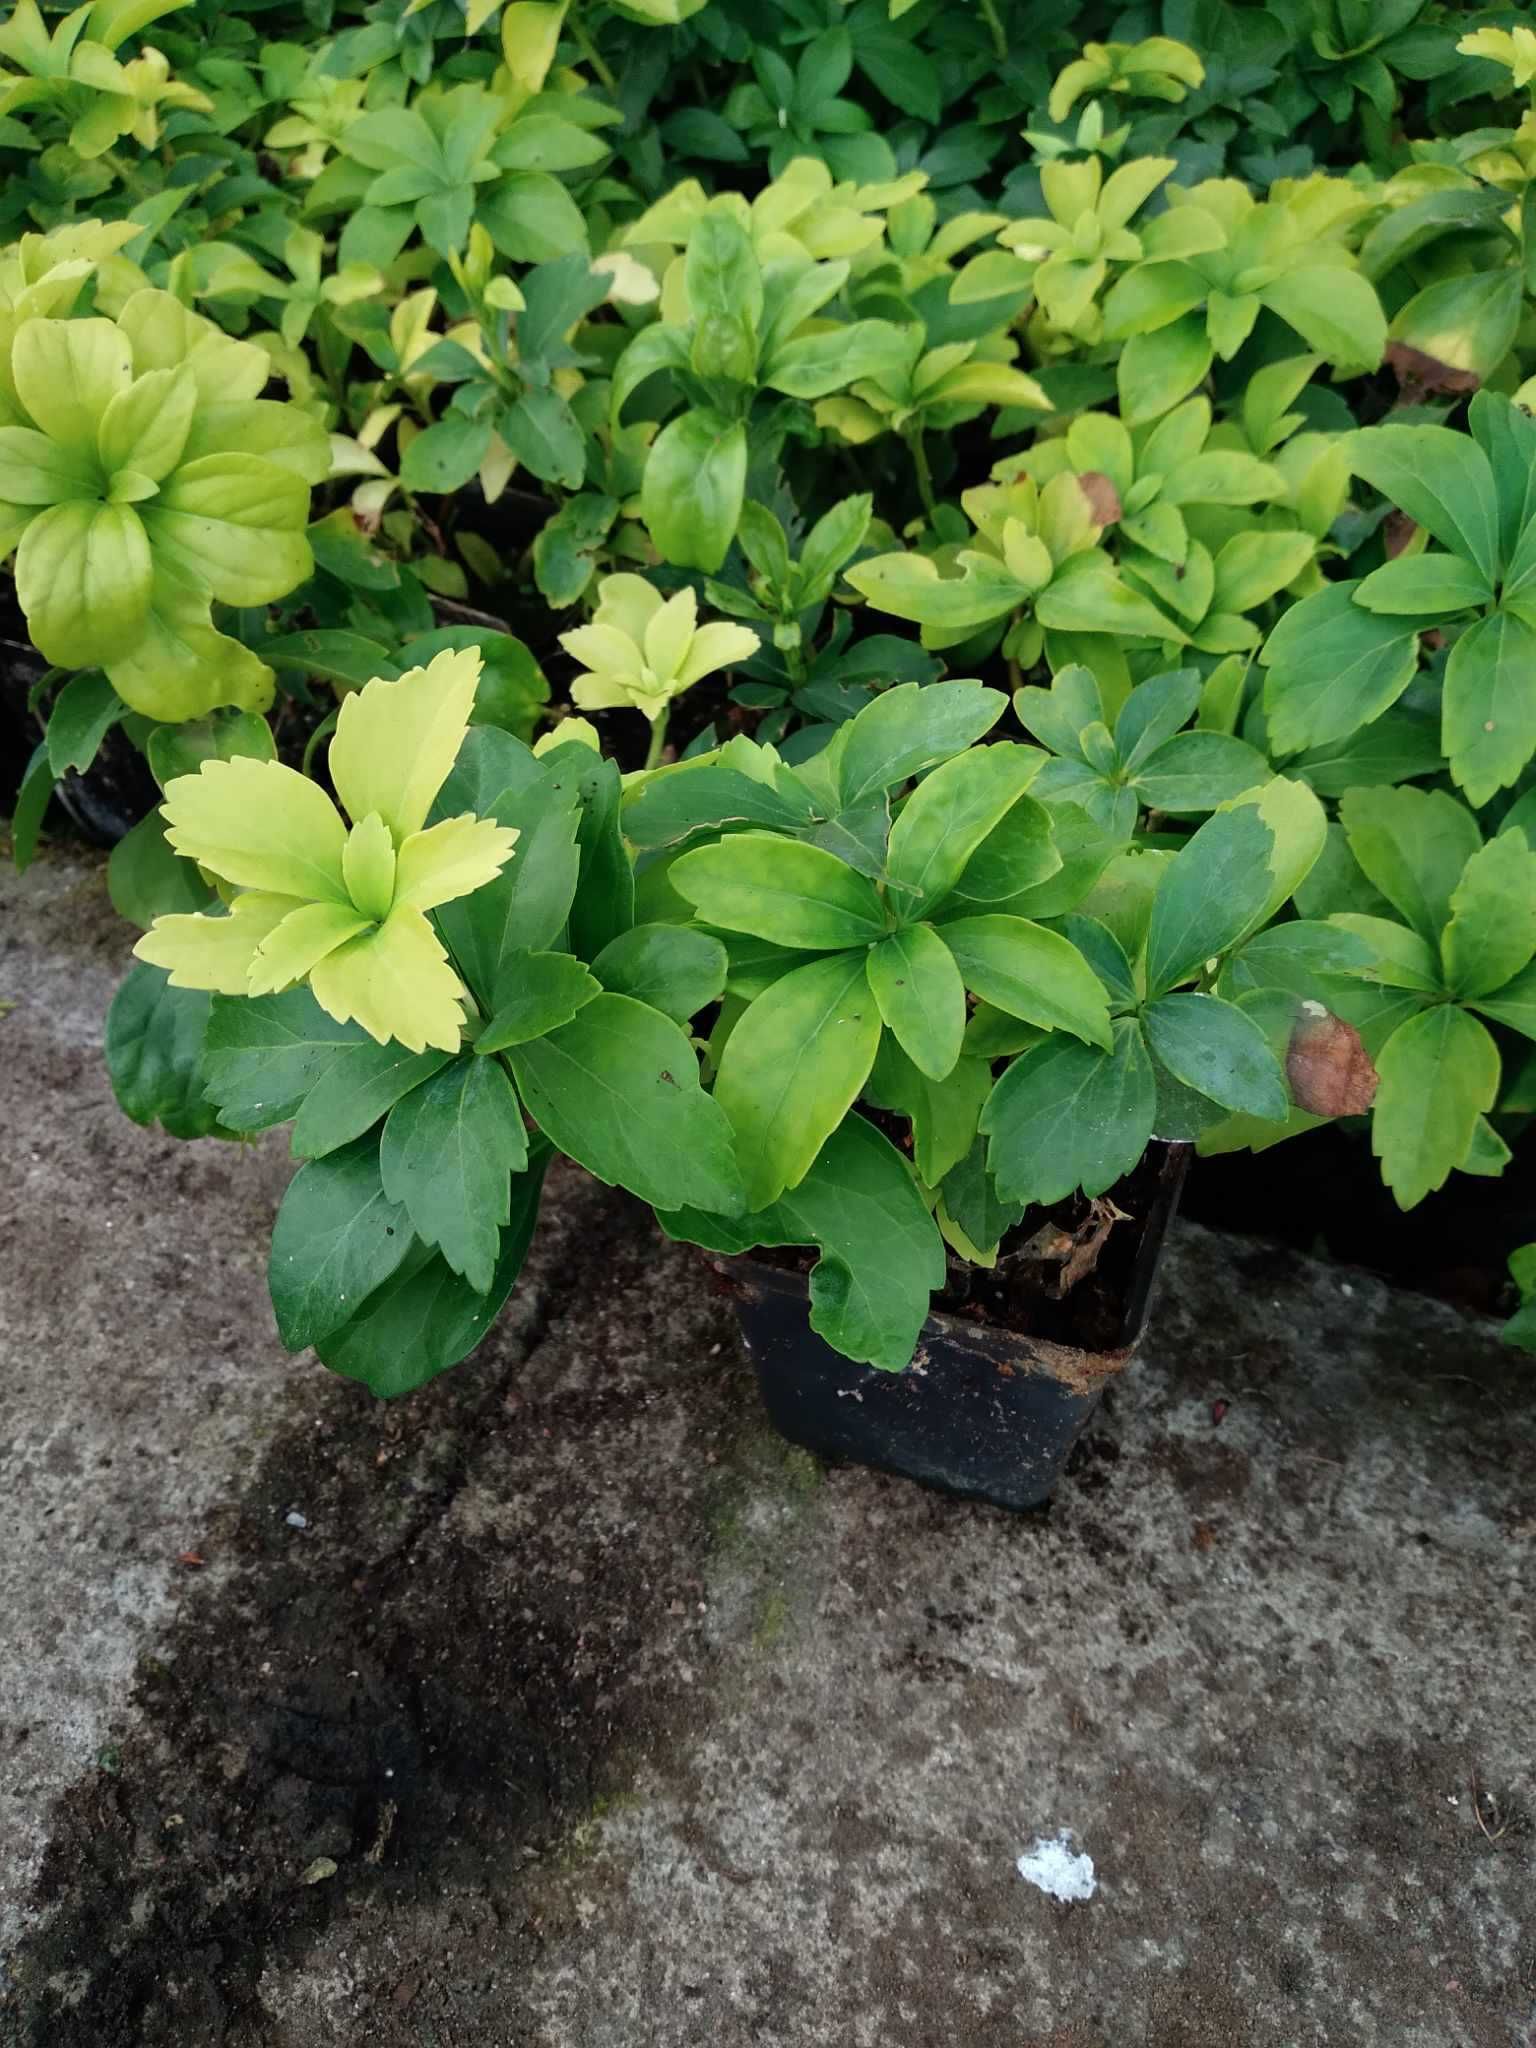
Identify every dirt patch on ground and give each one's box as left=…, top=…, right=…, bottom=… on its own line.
left=4, top=1167, right=779, bottom=2048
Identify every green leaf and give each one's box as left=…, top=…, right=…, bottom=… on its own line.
left=1142, top=992, right=1288, bottom=1119
left=795, top=492, right=872, bottom=607
left=268, top=1135, right=414, bottom=1352
left=107, top=811, right=214, bottom=929
left=865, top=1036, right=993, bottom=1186
left=400, top=415, right=493, bottom=494
left=865, top=923, right=965, bottom=1081
left=46, top=671, right=122, bottom=776
left=1326, top=914, right=1440, bottom=992
left=434, top=763, right=581, bottom=1008
left=940, top=794, right=1061, bottom=908
left=145, top=708, right=275, bottom=787
left=642, top=408, right=747, bottom=573
left=507, top=992, right=744, bottom=1213
left=10, top=742, right=53, bottom=872
left=1440, top=831, right=1536, bottom=1000
left=1113, top=668, right=1201, bottom=768
left=1144, top=805, right=1277, bottom=995
left=552, top=744, right=633, bottom=962
left=1339, top=785, right=1481, bottom=944
left=481, top=170, right=588, bottom=263
left=1443, top=608, right=1536, bottom=809
left=1131, top=731, right=1269, bottom=812
left=1471, top=960, right=1536, bottom=1041
left=1289, top=712, right=1442, bottom=798
left=500, top=387, right=586, bottom=490
left=1468, top=389, right=1536, bottom=568
left=685, top=209, right=763, bottom=329
left=1209, top=529, right=1313, bottom=615
left=1259, top=267, right=1385, bottom=370
left=1062, top=913, right=1139, bottom=1006
left=201, top=987, right=449, bottom=1151
left=475, top=950, right=602, bottom=1049
left=711, top=951, right=882, bottom=1210
left=623, top=757, right=820, bottom=851
left=379, top=1055, right=528, bottom=1293
left=1347, top=424, right=1500, bottom=585
left=251, top=630, right=398, bottom=692
left=105, top=963, right=223, bottom=1141
left=981, top=1016, right=1156, bottom=1206
left=590, top=922, right=727, bottom=1024
left=661, top=1115, right=945, bottom=1372
left=936, top=1138, right=1026, bottom=1264
left=1116, top=312, right=1213, bottom=426
left=315, top=1153, right=549, bottom=1398
left=1353, top=553, right=1493, bottom=616
left=1389, top=269, right=1523, bottom=388
left=763, top=320, right=913, bottom=400
left=935, top=915, right=1112, bottom=1047
left=292, top=1038, right=454, bottom=1160
left=1372, top=1005, right=1500, bottom=1209
left=1260, top=580, right=1421, bottom=755
left=885, top=743, right=1041, bottom=918
left=671, top=833, right=885, bottom=949
left=515, top=252, right=612, bottom=364
left=837, top=680, right=1006, bottom=807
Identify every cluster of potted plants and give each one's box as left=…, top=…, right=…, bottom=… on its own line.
left=5, top=0, right=1535, bottom=1503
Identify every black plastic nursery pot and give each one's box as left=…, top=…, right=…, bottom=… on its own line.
left=718, top=1140, right=1192, bottom=1512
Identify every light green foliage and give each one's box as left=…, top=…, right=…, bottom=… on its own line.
left=1, top=289, right=325, bottom=719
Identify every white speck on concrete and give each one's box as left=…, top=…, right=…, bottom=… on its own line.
left=285, top=1510, right=308, bottom=1530
left=1016, top=1832, right=1097, bottom=1902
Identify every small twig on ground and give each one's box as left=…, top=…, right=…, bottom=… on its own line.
left=1470, top=1767, right=1510, bottom=1843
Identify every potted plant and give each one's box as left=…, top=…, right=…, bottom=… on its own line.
left=110, top=653, right=1374, bottom=1505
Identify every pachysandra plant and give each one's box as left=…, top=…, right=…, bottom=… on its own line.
left=611, top=202, right=916, bottom=568
left=558, top=572, right=760, bottom=765
left=1262, top=393, right=1536, bottom=806
left=136, top=649, right=519, bottom=1052
left=0, top=286, right=327, bottom=718
left=1319, top=785, right=1536, bottom=1207
left=847, top=469, right=1183, bottom=667
left=1101, top=175, right=1387, bottom=422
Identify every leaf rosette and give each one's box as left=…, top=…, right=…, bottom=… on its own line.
left=0, top=286, right=328, bottom=720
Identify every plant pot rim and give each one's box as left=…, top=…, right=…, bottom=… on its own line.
left=711, top=1251, right=1139, bottom=1396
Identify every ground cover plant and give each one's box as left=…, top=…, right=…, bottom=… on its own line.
left=3, top=0, right=1536, bottom=1389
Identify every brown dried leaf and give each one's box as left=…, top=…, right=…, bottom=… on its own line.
left=1386, top=341, right=1481, bottom=397
left=1077, top=470, right=1123, bottom=526
left=1286, top=1005, right=1378, bottom=1118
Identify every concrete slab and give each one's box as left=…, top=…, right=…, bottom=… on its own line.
left=1, top=844, right=1532, bottom=2048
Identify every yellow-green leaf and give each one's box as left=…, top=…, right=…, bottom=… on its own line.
left=160, top=756, right=350, bottom=902
left=328, top=645, right=483, bottom=843
left=309, top=905, right=468, bottom=1054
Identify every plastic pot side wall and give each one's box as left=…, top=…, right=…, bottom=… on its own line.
left=723, top=1141, right=1193, bottom=1513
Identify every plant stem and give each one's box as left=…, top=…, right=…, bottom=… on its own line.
left=906, top=426, right=938, bottom=524
left=302, top=708, right=339, bottom=778
left=978, top=0, right=1008, bottom=61
left=99, top=148, right=153, bottom=200
left=570, top=13, right=618, bottom=93
left=643, top=704, right=671, bottom=771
